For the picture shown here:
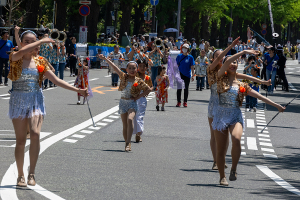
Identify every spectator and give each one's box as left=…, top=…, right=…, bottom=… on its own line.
left=165, top=37, right=173, bottom=50
left=45, top=42, right=59, bottom=88
left=191, top=38, right=197, bottom=59
left=175, top=38, right=183, bottom=50
left=199, top=39, right=205, bottom=50
left=96, top=49, right=102, bottom=69
left=108, top=45, right=123, bottom=86
left=122, top=46, right=130, bottom=72
left=291, top=44, right=296, bottom=60
left=58, top=42, right=66, bottom=79
left=277, top=46, right=289, bottom=92
left=264, top=47, right=279, bottom=94
left=0, top=30, right=14, bottom=86
left=140, top=36, right=146, bottom=47
left=67, top=37, right=77, bottom=77
left=147, top=37, right=155, bottom=51
left=149, top=42, right=164, bottom=88
left=283, top=45, right=289, bottom=58
left=195, top=49, right=209, bottom=91
left=175, top=43, right=195, bottom=107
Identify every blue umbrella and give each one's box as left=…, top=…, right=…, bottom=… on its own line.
left=164, top=28, right=178, bottom=32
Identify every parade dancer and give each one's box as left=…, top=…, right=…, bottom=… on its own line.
left=213, top=51, right=285, bottom=186
left=156, top=66, right=169, bottom=111
left=99, top=54, right=151, bottom=152
left=74, top=58, right=89, bottom=105
left=8, top=31, right=88, bottom=187
left=133, top=59, right=153, bottom=143
left=207, top=37, right=272, bottom=171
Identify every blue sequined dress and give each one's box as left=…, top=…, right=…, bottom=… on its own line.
left=9, top=68, right=45, bottom=119
left=212, top=86, right=244, bottom=131
left=207, top=83, right=219, bottom=118
left=118, top=81, right=138, bottom=114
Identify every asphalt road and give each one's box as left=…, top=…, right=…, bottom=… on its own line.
left=0, top=59, right=300, bottom=200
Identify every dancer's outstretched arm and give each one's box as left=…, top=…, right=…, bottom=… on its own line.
left=11, top=38, right=54, bottom=61
left=208, top=36, right=240, bottom=72
left=99, top=54, right=122, bottom=76
left=248, top=89, right=285, bottom=112
left=236, top=73, right=271, bottom=86
left=218, top=50, right=257, bottom=77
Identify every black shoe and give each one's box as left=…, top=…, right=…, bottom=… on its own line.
left=206, top=87, right=210, bottom=89
left=156, top=105, right=159, bottom=111
left=200, top=88, right=202, bottom=91
left=44, top=85, right=48, bottom=89
left=196, top=88, right=199, bottom=91
left=54, top=84, right=57, bottom=87
left=49, top=85, right=53, bottom=88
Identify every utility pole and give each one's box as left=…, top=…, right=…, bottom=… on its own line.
left=176, top=0, right=181, bottom=38
left=151, top=6, right=156, bottom=33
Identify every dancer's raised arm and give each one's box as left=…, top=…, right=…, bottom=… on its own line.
left=236, top=73, right=271, bottom=86
left=99, top=54, right=122, bottom=76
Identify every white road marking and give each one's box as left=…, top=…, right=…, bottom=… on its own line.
left=102, top=119, right=114, bottom=122
left=88, top=126, right=101, bottom=130
left=256, top=117, right=266, bottom=120
left=256, top=114, right=265, bottom=117
left=288, top=82, right=297, bottom=91
left=89, top=78, right=99, bottom=81
left=96, top=122, right=108, bottom=126
left=241, top=152, right=246, bottom=155
left=286, top=68, right=295, bottom=70
left=246, top=119, right=255, bottom=128
left=63, top=139, right=77, bottom=143
left=258, top=134, right=270, bottom=138
left=247, top=137, right=258, bottom=150
left=80, top=130, right=93, bottom=134
left=256, top=120, right=267, bottom=123
left=27, top=184, right=65, bottom=200
left=257, top=123, right=267, bottom=125
left=0, top=105, right=119, bottom=200
left=258, top=130, right=269, bottom=133
left=257, top=125, right=268, bottom=130
left=109, top=115, right=120, bottom=119
left=0, top=94, right=10, bottom=97
left=259, top=138, right=271, bottom=142
left=260, top=142, right=273, bottom=147
left=241, top=141, right=244, bottom=144
left=2, top=97, right=10, bottom=100
left=241, top=146, right=245, bottom=149
left=263, top=154, right=278, bottom=159
left=257, top=165, right=300, bottom=196
left=105, top=75, right=111, bottom=77
left=261, top=148, right=275, bottom=153
left=72, top=134, right=86, bottom=139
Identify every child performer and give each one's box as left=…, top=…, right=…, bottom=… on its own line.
left=133, top=59, right=153, bottom=143
left=8, top=31, right=88, bottom=187
left=213, top=51, right=285, bottom=186
left=99, top=54, right=151, bottom=152
left=207, top=37, right=272, bottom=171
left=74, top=58, right=89, bottom=105
left=195, top=50, right=209, bottom=91
left=155, top=66, right=169, bottom=111
left=248, top=66, right=261, bottom=112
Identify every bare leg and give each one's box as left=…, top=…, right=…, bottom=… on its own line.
left=121, top=113, right=128, bottom=141
left=214, top=129, right=229, bottom=179
left=77, top=94, right=80, bottom=101
left=12, top=118, right=28, bottom=177
left=229, top=123, right=243, bottom=171
left=162, top=102, right=165, bottom=108
left=126, top=109, right=136, bottom=144
left=28, top=115, right=43, bottom=174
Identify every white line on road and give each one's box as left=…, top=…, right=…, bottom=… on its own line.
left=260, top=142, right=273, bottom=147
left=258, top=134, right=270, bottom=138
left=289, top=82, right=298, bottom=91
left=257, top=130, right=269, bottom=133
left=63, top=139, right=78, bottom=143
left=247, top=119, right=255, bottom=128
left=80, top=130, right=94, bottom=134
left=257, top=165, right=300, bottom=196
left=257, top=125, right=268, bottom=130
left=259, top=138, right=271, bottom=142
left=109, top=115, right=120, bottom=119
left=102, top=119, right=114, bottom=122
left=0, top=105, right=119, bottom=200
left=2, top=97, right=10, bottom=100
left=0, top=94, right=9, bottom=97
left=247, top=137, right=258, bottom=150
left=96, top=122, right=108, bottom=126
left=256, top=117, right=266, bottom=120
left=256, top=120, right=267, bottom=123
left=261, top=148, right=275, bottom=153
left=263, top=154, right=278, bottom=159
left=256, top=123, right=267, bottom=126
left=88, top=126, right=101, bottom=130
left=72, top=134, right=86, bottom=139
left=241, top=152, right=246, bottom=155
left=256, top=114, right=265, bottom=117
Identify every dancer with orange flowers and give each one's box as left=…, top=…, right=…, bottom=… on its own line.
left=74, top=58, right=89, bottom=105
left=99, top=54, right=151, bottom=152
left=155, top=66, right=169, bottom=111
left=212, top=50, right=285, bottom=186
left=133, top=59, right=153, bottom=143
left=8, top=31, right=88, bottom=187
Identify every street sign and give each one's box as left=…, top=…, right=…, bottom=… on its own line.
left=272, top=32, right=279, bottom=38
left=149, top=32, right=157, bottom=42
left=106, top=26, right=114, bottom=35
left=0, top=0, right=6, bottom=6
left=111, top=11, right=115, bottom=21
left=150, top=0, right=159, bottom=6
left=79, top=26, right=88, bottom=43
left=261, top=29, right=267, bottom=35
left=79, top=1, right=91, bottom=4
left=79, top=5, right=90, bottom=17
left=228, top=37, right=233, bottom=43
left=262, top=23, right=267, bottom=30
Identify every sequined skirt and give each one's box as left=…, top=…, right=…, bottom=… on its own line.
left=212, top=106, right=244, bottom=131
left=9, top=90, right=45, bottom=119
left=208, top=94, right=218, bottom=118
left=118, top=99, right=138, bottom=114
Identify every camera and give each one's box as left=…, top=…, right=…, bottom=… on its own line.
left=251, top=61, right=255, bottom=65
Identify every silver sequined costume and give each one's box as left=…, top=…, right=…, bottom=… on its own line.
left=207, top=83, right=218, bottom=118
left=118, top=81, right=138, bottom=114
left=212, top=86, right=244, bottom=131
left=9, top=68, right=45, bottom=119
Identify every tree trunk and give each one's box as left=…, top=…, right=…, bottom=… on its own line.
left=219, top=17, right=226, bottom=48
left=119, top=0, right=133, bottom=44
left=210, top=20, right=218, bottom=47
left=25, top=0, right=40, bottom=28
left=133, top=3, right=145, bottom=36
left=184, top=8, right=200, bottom=42
left=200, top=14, right=209, bottom=41
left=104, top=0, right=113, bottom=33
left=87, top=0, right=100, bottom=43
left=232, top=16, right=239, bottom=38
left=55, top=0, right=67, bottom=31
